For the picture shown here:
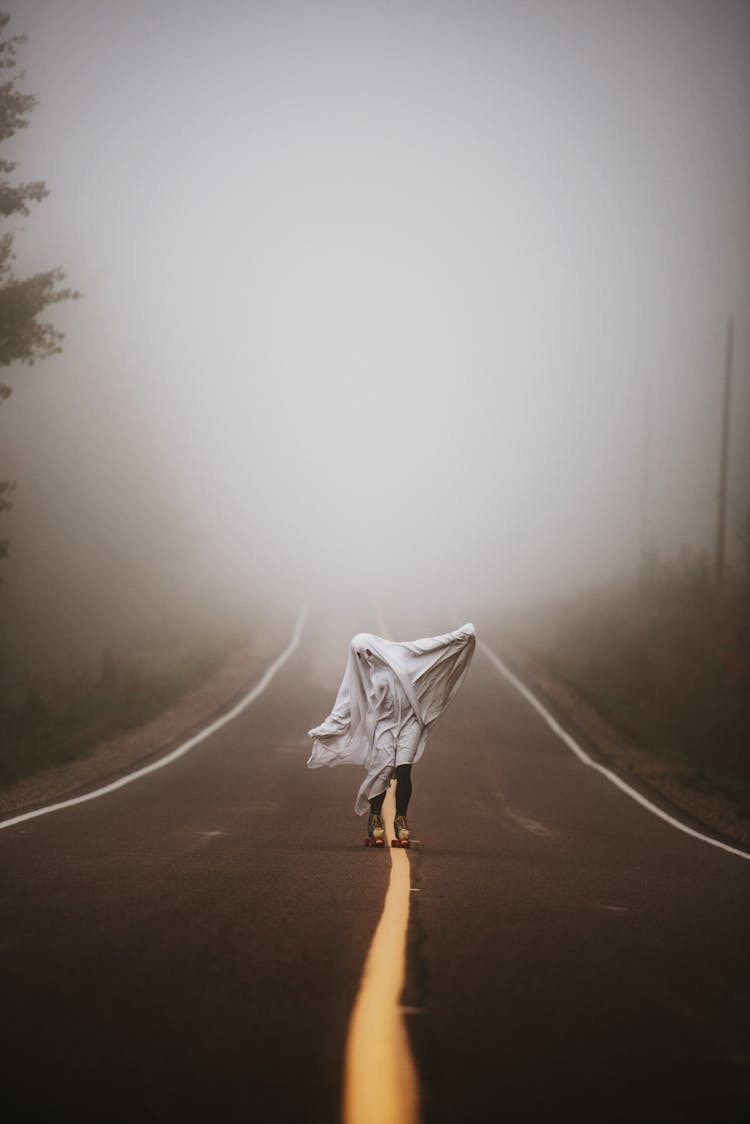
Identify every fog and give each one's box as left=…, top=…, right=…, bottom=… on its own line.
left=1, top=0, right=749, bottom=680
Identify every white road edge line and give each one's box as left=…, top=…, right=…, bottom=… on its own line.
left=479, top=637, right=750, bottom=863
left=0, top=605, right=308, bottom=832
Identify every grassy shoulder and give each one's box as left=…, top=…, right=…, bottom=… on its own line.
left=500, top=557, right=750, bottom=823
left=0, top=638, right=238, bottom=789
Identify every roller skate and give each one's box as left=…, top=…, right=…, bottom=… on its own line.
left=391, top=815, right=411, bottom=849
left=365, top=812, right=385, bottom=848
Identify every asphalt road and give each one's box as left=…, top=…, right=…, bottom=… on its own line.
left=1, top=609, right=749, bottom=1123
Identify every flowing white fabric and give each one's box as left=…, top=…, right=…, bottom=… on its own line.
left=307, top=623, right=476, bottom=814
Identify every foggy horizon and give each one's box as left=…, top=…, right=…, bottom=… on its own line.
left=1, top=0, right=749, bottom=677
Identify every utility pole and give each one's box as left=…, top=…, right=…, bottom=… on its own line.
left=639, top=376, right=651, bottom=587
left=715, top=314, right=734, bottom=592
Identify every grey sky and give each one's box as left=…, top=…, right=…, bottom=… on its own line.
left=1, top=0, right=748, bottom=656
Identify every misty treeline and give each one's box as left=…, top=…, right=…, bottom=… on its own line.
left=0, top=640, right=233, bottom=787
left=0, top=10, right=249, bottom=709
left=505, top=533, right=750, bottom=817
left=0, top=11, right=78, bottom=567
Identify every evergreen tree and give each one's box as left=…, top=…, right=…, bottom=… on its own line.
left=0, top=11, right=79, bottom=567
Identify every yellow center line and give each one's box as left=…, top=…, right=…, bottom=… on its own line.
left=342, top=793, right=420, bottom=1124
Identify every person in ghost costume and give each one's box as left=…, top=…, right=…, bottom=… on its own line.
left=307, top=623, right=476, bottom=843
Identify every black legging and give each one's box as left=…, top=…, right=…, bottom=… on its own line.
left=369, top=764, right=412, bottom=817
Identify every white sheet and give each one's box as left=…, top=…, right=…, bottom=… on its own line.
left=307, top=623, right=476, bottom=813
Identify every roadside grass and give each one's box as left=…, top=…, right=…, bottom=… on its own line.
left=0, top=639, right=235, bottom=788
left=502, top=557, right=750, bottom=819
